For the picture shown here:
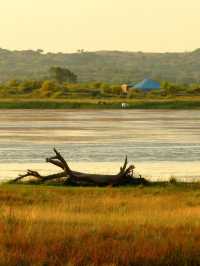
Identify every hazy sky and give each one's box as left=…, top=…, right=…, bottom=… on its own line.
left=1, top=0, right=200, bottom=53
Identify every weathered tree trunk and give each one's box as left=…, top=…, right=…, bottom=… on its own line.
left=11, top=148, right=148, bottom=186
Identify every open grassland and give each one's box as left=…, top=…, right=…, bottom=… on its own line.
left=0, top=97, right=200, bottom=109
left=1, top=184, right=200, bottom=265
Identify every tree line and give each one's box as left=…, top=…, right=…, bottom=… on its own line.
left=0, top=67, right=200, bottom=99
left=1, top=48, right=200, bottom=83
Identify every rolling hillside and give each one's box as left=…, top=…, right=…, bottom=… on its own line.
left=1, top=48, right=200, bottom=83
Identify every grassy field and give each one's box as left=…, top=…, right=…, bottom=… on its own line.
left=0, top=97, right=200, bottom=109
left=1, top=183, right=200, bottom=265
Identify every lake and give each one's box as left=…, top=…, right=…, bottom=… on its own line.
left=1, top=109, right=200, bottom=181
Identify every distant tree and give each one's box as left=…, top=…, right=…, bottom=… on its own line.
left=161, top=81, right=184, bottom=95
left=89, top=82, right=102, bottom=89
left=36, top=49, right=44, bottom=54
left=49, top=67, right=77, bottom=83
left=39, top=80, right=58, bottom=97
left=77, top=49, right=85, bottom=53
left=18, top=80, right=42, bottom=93
left=6, top=79, right=20, bottom=88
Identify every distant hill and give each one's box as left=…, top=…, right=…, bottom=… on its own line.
left=1, top=48, right=200, bottom=83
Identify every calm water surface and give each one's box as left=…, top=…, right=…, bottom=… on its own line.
left=1, top=109, right=200, bottom=181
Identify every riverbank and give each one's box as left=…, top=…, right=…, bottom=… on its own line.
left=1, top=183, right=200, bottom=265
left=0, top=97, right=200, bottom=109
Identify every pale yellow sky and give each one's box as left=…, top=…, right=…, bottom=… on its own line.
left=1, top=0, right=200, bottom=53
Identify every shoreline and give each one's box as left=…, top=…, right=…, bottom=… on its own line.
left=0, top=98, right=200, bottom=109
left=2, top=178, right=200, bottom=187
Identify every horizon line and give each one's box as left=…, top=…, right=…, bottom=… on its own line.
left=0, top=47, right=199, bottom=54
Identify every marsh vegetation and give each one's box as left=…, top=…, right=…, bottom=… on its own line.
left=1, top=184, right=200, bottom=265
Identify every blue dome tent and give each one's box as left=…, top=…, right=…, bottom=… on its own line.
left=129, top=79, right=160, bottom=91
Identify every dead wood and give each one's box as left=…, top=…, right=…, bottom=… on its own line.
left=11, top=148, right=149, bottom=186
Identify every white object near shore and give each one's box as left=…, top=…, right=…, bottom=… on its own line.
left=121, top=102, right=129, bottom=108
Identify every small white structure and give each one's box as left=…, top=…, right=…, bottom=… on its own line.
left=121, top=103, right=129, bottom=108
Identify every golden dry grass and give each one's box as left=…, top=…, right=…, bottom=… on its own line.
left=1, top=184, right=200, bottom=265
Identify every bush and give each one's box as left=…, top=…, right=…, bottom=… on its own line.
left=38, top=80, right=59, bottom=97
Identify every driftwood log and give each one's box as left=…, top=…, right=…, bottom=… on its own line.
left=12, top=148, right=148, bottom=186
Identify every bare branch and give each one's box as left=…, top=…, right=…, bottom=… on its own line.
left=119, top=156, right=128, bottom=175
left=124, top=165, right=135, bottom=177
left=53, top=148, right=71, bottom=172
left=11, top=169, right=42, bottom=183
left=46, top=158, right=65, bottom=170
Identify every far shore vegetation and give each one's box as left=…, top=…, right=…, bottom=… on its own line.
left=1, top=66, right=200, bottom=109
left=1, top=48, right=200, bottom=84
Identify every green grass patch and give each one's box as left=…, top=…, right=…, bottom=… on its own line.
left=0, top=99, right=200, bottom=109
